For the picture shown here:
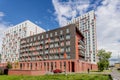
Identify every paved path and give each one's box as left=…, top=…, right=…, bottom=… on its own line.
left=111, top=68, right=120, bottom=80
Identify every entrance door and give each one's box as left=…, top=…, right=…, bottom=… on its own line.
left=72, top=62, right=75, bottom=72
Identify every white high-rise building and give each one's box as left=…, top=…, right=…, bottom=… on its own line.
left=1, top=20, right=45, bottom=63
left=66, top=11, right=97, bottom=63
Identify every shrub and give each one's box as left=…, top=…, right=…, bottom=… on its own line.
left=0, top=68, right=4, bottom=75
left=53, top=69, right=62, bottom=73
left=97, top=61, right=104, bottom=71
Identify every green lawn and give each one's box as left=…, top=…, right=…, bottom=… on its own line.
left=118, top=70, right=120, bottom=72
left=90, top=70, right=112, bottom=74
left=0, top=74, right=111, bottom=80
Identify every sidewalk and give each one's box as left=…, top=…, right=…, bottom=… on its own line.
left=111, top=68, right=120, bottom=80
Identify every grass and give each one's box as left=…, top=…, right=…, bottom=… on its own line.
left=91, top=70, right=112, bottom=72
left=118, top=70, right=120, bottom=72
left=0, top=74, right=111, bottom=80
left=90, top=70, right=112, bottom=75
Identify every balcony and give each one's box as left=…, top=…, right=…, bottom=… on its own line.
left=78, top=45, right=85, bottom=51
left=32, top=52, right=39, bottom=56
left=45, top=45, right=49, bottom=49
left=39, top=52, right=43, bottom=55
left=21, top=40, right=26, bottom=44
left=79, top=50, right=85, bottom=57
left=78, top=40, right=84, bottom=46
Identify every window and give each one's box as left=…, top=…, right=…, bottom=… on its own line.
left=66, top=47, right=70, bottom=52
left=45, top=40, right=48, bottom=43
left=14, top=31, right=16, bottom=34
left=31, top=38, right=33, bottom=42
left=40, top=41, right=44, bottom=44
left=54, top=43, right=59, bottom=47
left=60, top=30, right=63, bottom=34
left=61, top=48, right=64, bottom=52
left=66, top=41, right=70, bottom=45
left=60, top=35, right=64, bottom=40
left=50, top=44, right=54, bottom=48
left=50, top=33, right=53, bottom=37
left=41, top=35, right=43, bottom=39
left=38, top=36, right=40, bottom=40
left=50, top=39, right=54, bottom=43
left=46, top=34, right=48, bottom=38
left=45, top=50, right=48, bottom=54
left=19, top=29, right=21, bottom=32
left=60, top=54, right=64, bottom=59
left=66, top=29, right=69, bottom=33
left=55, top=37, right=59, bottom=42
left=66, top=34, right=70, bottom=39
left=25, top=23, right=27, bottom=26
left=39, top=51, right=43, bottom=54
left=49, top=55, right=53, bottom=59
left=55, top=32, right=57, bottom=36
left=27, top=39, right=29, bottom=42
left=45, top=44, right=48, bottom=48
left=34, top=37, right=36, bottom=41
left=60, top=42, right=64, bottom=46
left=55, top=54, right=59, bottom=59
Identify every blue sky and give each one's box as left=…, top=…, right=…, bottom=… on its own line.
left=0, top=0, right=120, bottom=63
left=0, top=0, right=58, bottom=30
left=0, top=0, right=103, bottom=30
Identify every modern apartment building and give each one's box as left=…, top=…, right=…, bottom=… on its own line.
left=16, top=24, right=97, bottom=74
left=1, top=20, right=45, bottom=63
left=20, top=24, right=85, bottom=62
left=66, top=10, right=97, bottom=63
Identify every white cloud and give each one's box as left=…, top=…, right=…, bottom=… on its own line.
left=96, top=0, right=120, bottom=58
left=0, top=12, right=4, bottom=17
left=52, top=0, right=120, bottom=59
left=52, top=0, right=90, bottom=26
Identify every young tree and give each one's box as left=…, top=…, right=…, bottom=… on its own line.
left=14, top=61, right=19, bottom=69
left=6, top=61, right=12, bottom=69
left=97, top=49, right=111, bottom=71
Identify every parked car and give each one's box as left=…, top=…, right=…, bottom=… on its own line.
left=53, top=69, right=62, bottom=73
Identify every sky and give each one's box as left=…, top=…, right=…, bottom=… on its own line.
left=0, top=0, right=120, bottom=64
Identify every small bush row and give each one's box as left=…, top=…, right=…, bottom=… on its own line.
left=0, top=68, right=4, bottom=75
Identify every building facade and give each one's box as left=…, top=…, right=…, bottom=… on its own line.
left=20, top=24, right=85, bottom=62
left=115, top=63, right=120, bottom=68
left=17, top=24, right=97, bottom=74
left=66, top=10, right=97, bottom=63
left=1, top=20, right=45, bottom=63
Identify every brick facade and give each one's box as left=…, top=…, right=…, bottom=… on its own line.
left=8, top=70, right=46, bottom=76
left=7, top=60, right=97, bottom=75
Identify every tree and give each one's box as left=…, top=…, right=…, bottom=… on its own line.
left=97, top=49, right=111, bottom=71
left=6, top=62, right=12, bottom=69
left=14, top=61, right=19, bottom=69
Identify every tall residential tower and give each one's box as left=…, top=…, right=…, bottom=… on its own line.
left=1, top=20, right=45, bottom=63
left=67, top=11, right=97, bottom=63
